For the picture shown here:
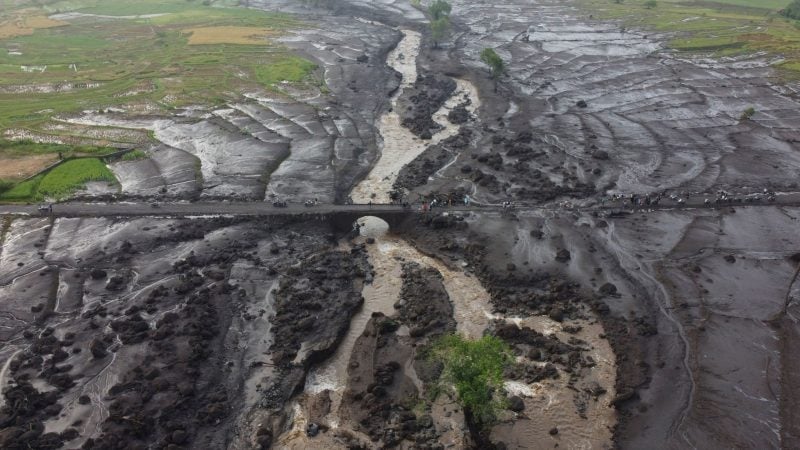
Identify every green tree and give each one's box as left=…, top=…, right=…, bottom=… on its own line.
left=480, top=47, right=505, bottom=79
left=782, top=0, right=800, bottom=20
left=428, top=0, right=452, bottom=48
left=430, top=18, right=450, bottom=48
left=643, top=0, right=657, bottom=9
left=430, top=334, right=513, bottom=427
left=429, top=0, right=451, bottom=21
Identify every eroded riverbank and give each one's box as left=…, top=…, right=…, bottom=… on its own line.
left=350, top=29, right=480, bottom=204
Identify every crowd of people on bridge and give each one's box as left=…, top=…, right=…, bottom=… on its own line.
left=600, top=188, right=777, bottom=209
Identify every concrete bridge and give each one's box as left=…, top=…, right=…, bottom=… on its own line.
left=0, top=202, right=429, bottom=230
left=4, top=193, right=800, bottom=229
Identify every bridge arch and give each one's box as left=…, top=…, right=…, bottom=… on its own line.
left=353, top=216, right=390, bottom=238
left=328, top=210, right=411, bottom=233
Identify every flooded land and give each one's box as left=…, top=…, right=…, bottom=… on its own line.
left=1, top=0, right=800, bottom=449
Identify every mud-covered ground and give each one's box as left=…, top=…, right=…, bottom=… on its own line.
left=392, top=0, right=800, bottom=446
left=0, top=215, right=373, bottom=449
left=3, top=0, right=800, bottom=448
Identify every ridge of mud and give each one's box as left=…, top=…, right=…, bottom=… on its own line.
left=393, top=128, right=473, bottom=191
left=0, top=216, right=376, bottom=449
left=396, top=74, right=458, bottom=139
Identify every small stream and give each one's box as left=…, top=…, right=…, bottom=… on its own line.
left=350, top=29, right=480, bottom=204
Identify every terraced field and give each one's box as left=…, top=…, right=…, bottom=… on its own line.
left=1, top=0, right=800, bottom=449
left=578, top=0, right=800, bottom=74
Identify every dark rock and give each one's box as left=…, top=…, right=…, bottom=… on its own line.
left=90, top=269, right=107, bottom=279
left=598, top=282, right=618, bottom=296
left=171, top=430, right=188, bottom=444
left=548, top=307, right=564, bottom=322
left=105, top=275, right=126, bottom=291
left=0, top=427, right=23, bottom=447
left=555, top=249, right=571, bottom=263
left=611, top=388, right=638, bottom=406
left=508, top=395, right=525, bottom=412
left=89, top=338, right=108, bottom=359
left=447, top=103, right=471, bottom=124
left=576, top=100, right=588, bottom=108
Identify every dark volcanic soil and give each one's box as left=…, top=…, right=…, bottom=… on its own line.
left=0, top=216, right=371, bottom=449
left=3, top=0, right=800, bottom=448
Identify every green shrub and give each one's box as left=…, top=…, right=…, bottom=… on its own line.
left=741, top=106, right=756, bottom=120
left=783, top=0, right=800, bottom=20
left=480, top=48, right=505, bottom=78
left=430, top=334, right=513, bottom=427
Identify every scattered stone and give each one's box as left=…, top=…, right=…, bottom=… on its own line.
left=89, top=338, right=108, bottom=359
left=90, top=269, right=107, bottom=279
left=508, top=395, right=525, bottom=412
left=598, top=282, right=618, bottom=296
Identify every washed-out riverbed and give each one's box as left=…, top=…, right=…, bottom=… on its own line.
left=350, top=29, right=480, bottom=204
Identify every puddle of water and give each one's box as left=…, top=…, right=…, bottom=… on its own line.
left=350, top=30, right=480, bottom=204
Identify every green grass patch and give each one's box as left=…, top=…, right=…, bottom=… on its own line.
left=0, top=0, right=312, bottom=133
left=702, top=0, right=791, bottom=10
left=0, top=139, right=113, bottom=158
left=254, top=56, right=318, bottom=87
left=672, top=36, right=744, bottom=51
left=121, top=149, right=148, bottom=161
left=0, top=157, right=116, bottom=201
left=0, top=175, right=43, bottom=201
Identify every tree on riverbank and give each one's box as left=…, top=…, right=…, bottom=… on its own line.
left=429, top=0, right=452, bottom=48
left=430, top=334, right=513, bottom=427
left=480, top=48, right=505, bottom=79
